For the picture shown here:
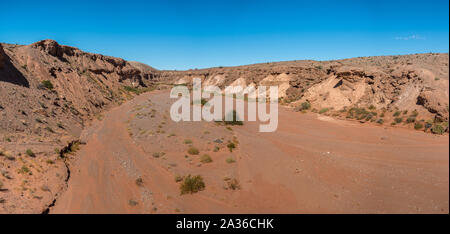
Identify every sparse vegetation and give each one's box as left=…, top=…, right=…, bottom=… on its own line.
left=224, top=178, right=240, bottom=190
left=226, top=157, right=236, bottom=163
left=406, top=117, right=416, bottom=123
left=394, top=117, right=403, bottom=124
left=41, top=80, right=54, bottom=90
left=123, top=86, right=152, bottom=95
left=180, top=174, right=205, bottom=195
left=298, top=101, right=311, bottom=111
left=431, top=124, right=444, bottom=135
left=128, top=199, right=138, bottom=206
left=25, top=149, right=35, bottom=157
left=213, top=146, right=220, bottom=152
left=414, top=123, right=424, bottom=130
left=183, top=139, right=193, bottom=144
left=393, top=111, right=401, bottom=117
left=227, top=142, right=236, bottom=152
left=152, top=152, right=165, bottom=158
left=18, top=165, right=30, bottom=174
left=187, top=146, right=199, bottom=155
left=319, top=108, right=329, bottom=114
left=200, top=154, right=213, bottom=163
left=135, top=177, right=144, bottom=187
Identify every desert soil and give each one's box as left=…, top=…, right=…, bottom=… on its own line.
left=50, top=90, right=449, bottom=214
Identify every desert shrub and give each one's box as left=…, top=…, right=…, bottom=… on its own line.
left=128, top=199, right=138, bottom=206
left=18, top=165, right=30, bottom=174
left=224, top=178, right=240, bottom=190
left=135, top=177, right=144, bottom=187
left=25, top=149, right=35, bottom=157
left=180, top=175, right=205, bottom=195
left=227, top=142, right=236, bottom=152
left=123, top=86, right=142, bottom=95
left=431, top=124, right=444, bottom=135
left=297, top=101, right=311, bottom=111
left=411, top=110, right=419, bottom=117
left=394, top=117, right=403, bottom=123
left=376, top=119, right=384, bottom=124
left=414, top=123, right=423, bottom=130
left=226, top=157, right=236, bottom=163
left=393, top=111, right=401, bottom=117
left=46, top=159, right=55, bottom=164
left=368, top=105, right=376, bottom=110
left=348, top=107, right=371, bottom=120
left=152, top=152, right=165, bottom=158
left=319, top=108, right=329, bottom=114
left=403, top=110, right=408, bottom=115
left=213, top=146, right=220, bottom=152
left=224, top=110, right=243, bottom=125
left=183, top=139, right=192, bottom=144
left=200, top=154, right=213, bottom=163
left=41, top=80, right=54, bottom=90
left=187, top=147, right=199, bottom=155
left=406, top=117, right=416, bottom=123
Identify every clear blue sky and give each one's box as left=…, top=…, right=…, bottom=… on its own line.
left=1, top=0, right=448, bottom=70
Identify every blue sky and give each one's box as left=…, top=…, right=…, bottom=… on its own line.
left=1, top=0, right=448, bottom=70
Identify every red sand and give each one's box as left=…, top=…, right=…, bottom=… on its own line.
left=51, top=91, right=449, bottom=213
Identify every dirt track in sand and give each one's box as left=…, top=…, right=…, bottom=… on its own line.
left=50, top=90, right=449, bottom=213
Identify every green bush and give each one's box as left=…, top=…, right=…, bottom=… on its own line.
left=187, top=147, right=199, bottom=155
left=414, top=123, right=423, bottom=130
left=227, top=142, right=236, bottom=152
left=406, top=117, right=416, bottom=123
left=25, top=149, right=35, bottom=157
left=394, top=117, right=403, bottom=123
left=19, top=165, right=30, bottom=174
left=393, top=111, right=401, bottom=117
left=41, top=80, right=54, bottom=90
left=431, top=124, right=444, bottom=135
left=319, top=108, right=329, bottom=114
left=298, top=102, right=311, bottom=111
left=200, top=154, right=213, bottom=163
left=180, top=175, right=205, bottom=195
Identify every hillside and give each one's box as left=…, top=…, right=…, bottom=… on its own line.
left=0, top=40, right=448, bottom=213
